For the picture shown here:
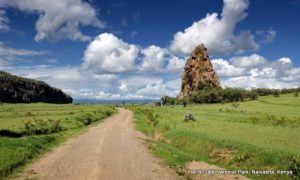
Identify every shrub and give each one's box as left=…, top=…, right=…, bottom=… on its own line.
left=295, top=91, right=299, bottom=97
left=184, top=113, right=195, bottom=122
left=23, top=118, right=62, bottom=135
left=289, top=156, right=300, bottom=179
left=154, top=101, right=161, bottom=106
left=104, top=111, right=112, bottom=117
left=81, top=114, right=93, bottom=126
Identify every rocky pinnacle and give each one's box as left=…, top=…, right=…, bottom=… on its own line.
left=179, top=44, right=220, bottom=98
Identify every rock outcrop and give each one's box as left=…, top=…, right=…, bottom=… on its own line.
left=0, top=71, right=72, bottom=103
left=179, top=44, right=220, bottom=98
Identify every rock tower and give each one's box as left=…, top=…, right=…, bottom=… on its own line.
left=179, top=44, right=220, bottom=98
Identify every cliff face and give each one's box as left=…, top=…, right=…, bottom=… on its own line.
left=0, top=71, right=72, bottom=103
left=179, top=44, right=220, bottom=98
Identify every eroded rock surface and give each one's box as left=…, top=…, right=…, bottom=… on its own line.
left=179, top=44, right=220, bottom=98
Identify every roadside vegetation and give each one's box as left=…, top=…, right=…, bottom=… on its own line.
left=128, top=93, right=300, bottom=179
left=0, top=103, right=116, bottom=178
left=160, top=87, right=300, bottom=105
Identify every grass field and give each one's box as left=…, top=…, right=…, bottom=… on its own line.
left=128, top=93, right=300, bottom=179
left=0, top=103, right=116, bottom=178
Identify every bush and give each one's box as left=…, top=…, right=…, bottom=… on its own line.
left=154, top=101, right=161, bottom=106
left=289, top=156, right=300, bottom=179
left=23, top=118, right=62, bottom=135
left=79, top=114, right=93, bottom=126
left=295, top=91, right=299, bottom=97
left=184, top=113, right=195, bottom=122
left=104, top=111, right=112, bottom=117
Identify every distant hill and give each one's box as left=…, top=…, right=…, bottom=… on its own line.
left=0, top=71, right=72, bottom=103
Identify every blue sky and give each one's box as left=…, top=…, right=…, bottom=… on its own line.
left=0, top=0, right=299, bottom=100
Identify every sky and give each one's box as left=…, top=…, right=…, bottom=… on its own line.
left=0, top=0, right=300, bottom=100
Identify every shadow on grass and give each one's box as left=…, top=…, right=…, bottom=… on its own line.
left=0, top=129, right=23, bottom=138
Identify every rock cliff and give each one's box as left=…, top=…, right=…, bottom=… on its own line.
left=179, top=44, right=220, bottom=98
left=0, top=71, right=72, bottom=103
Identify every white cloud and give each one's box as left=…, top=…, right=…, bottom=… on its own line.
left=0, top=43, right=47, bottom=66
left=222, top=76, right=290, bottom=89
left=81, top=33, right=139, bottom=74
left=0, top=0, right=104, bottom=41
left=212, top=58, right=245, bottom=77
left=136, top=81, right=172, bottom=98
left=166, top=56, right=185, bottom=74
left=139, top=45, right=166, bottom=73
left=214, top=55, right=300, bottom=89
left=118, top=83, right=128, bottom=93
left=1, top=65, right=120, bottom=99
left=169, top=0, right=259, bottom=55
left=230, top=54, right=267, bottom=68
left=249, top=68, right=276, bottom=78
left=277, top=57, right=292, bottom=65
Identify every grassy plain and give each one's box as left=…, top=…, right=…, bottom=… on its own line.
left=128, top=93, right=300, bottom=179
left=0, top=103, right=116, bottom=178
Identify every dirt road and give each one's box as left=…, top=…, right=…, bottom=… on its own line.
left=20, top=108, right=176, bottom=180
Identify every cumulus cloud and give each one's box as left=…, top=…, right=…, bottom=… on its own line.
left=139, top=45, right=166, bottom=73
left=166, top=56, right=185, bottom=74
left=212, top=59, right=245, bottom=77
left=0, top=0, right=104, bottom=41
left=170, top=0, right=259, bottom=55
left=212, top=55, right=300, bottom=89
left=136, top=81, right=173, bottom=98
left=81, top=33, right=139, bottom=74
left=277, top=57, right=292, bottom=65
left=230, top=54, right=267, bottom=68
left=0, top=43, right=47, bottom=66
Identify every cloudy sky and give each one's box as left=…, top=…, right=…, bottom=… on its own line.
left=0, top=0, right=300, bottom=100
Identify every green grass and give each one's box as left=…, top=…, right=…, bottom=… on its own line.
left=128, top=93, right=300, bottom=179
left=0, top=103, right=116, bottom=179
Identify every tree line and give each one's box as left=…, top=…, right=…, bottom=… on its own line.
left=159, top=87, right=300, bottom=105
